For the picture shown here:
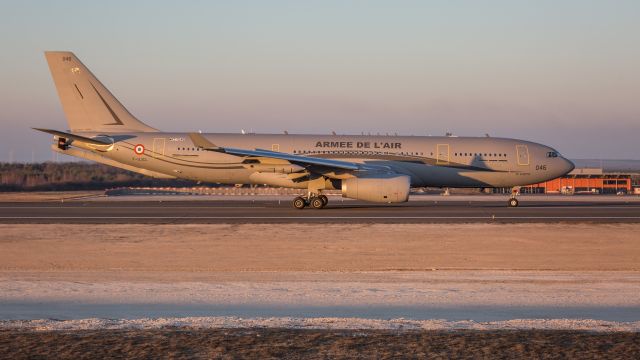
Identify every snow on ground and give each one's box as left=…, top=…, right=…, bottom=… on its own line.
left=2, top=272, right=640, bottom=308
left=2, top=317, right=639, bottom=332
left=1, top=271, right=639, bottom=322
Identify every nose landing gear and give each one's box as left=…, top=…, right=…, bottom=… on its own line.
left=507, top=186, right=520, bottom=207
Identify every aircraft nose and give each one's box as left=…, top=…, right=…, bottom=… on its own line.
left=561, top=157, right=575, bottom=175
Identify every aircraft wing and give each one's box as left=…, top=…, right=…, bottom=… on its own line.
left=189, top=133, right=371, bottom=171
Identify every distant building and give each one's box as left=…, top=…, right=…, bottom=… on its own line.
left=522, top=168, right=631, bottom=194
left=496, top=159, right=640, bottom=195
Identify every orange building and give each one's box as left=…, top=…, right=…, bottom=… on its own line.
left=522, top=168, right=632, bottom=194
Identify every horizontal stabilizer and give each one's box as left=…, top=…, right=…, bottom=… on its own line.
left=33, top=128, right=112, bottom=145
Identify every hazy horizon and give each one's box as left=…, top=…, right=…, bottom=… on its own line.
left=1, top=1, right=639, bottom=162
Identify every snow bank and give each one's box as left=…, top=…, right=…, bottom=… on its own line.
left=2, top=317, right=639, bottom=332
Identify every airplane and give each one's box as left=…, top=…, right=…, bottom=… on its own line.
left=35, top=51, right=575, bottom=209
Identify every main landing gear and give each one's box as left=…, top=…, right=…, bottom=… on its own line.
left=293, top=194, right=328, bottom=209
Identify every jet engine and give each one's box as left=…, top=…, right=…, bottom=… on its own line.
left=341, top=174, right=410, bottom=203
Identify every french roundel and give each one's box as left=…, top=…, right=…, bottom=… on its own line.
left=134, top=144, right=145, bottom=155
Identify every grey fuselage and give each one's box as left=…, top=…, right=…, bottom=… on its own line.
left=64, top=132, right=575, bottom=189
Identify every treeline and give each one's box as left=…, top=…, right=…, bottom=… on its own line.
left=0, top=162, right=196, bottom=192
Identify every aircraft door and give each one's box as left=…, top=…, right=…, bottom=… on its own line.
left=436, top=144, right=449, bottom=164
left=516, top=145, right=529, bottom=166
left=153, top=138, right=166, bottom=156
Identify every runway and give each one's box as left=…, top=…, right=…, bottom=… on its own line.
left=1, top=195, right=640, bottom=223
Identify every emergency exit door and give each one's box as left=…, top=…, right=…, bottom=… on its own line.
left=516, top=145, right=529, bottom=166
left=153, top=138, right=166, bottom=156
left=436, top=144, right=449, bottom=164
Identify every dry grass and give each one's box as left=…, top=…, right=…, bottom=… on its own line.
left=1, top=329, right=638, bottom=359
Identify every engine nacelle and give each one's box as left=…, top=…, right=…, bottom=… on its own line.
left=341, top=174, right=410, bottom=203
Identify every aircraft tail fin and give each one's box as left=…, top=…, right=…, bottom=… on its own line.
left=44, top=51, right=158, bottom=133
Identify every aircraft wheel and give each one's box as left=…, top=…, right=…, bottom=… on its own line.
left=319, top=195, right=328, bottom=207
left=508, top=198, right=519, bottom=207
left=310, top=196, right=324, bottom=209
left=293, top=197, right=307, bottom=210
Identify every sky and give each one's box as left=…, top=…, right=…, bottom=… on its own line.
left=1, top=0, right=639, bottom=162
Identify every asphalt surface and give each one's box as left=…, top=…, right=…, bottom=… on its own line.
left=1, top=197, right=640, bottom=223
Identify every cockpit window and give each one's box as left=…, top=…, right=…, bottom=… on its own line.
left=546, top=151, right=559, bottom=158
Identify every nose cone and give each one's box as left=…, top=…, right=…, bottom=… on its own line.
left=561, top=158, right=575, bottom=175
